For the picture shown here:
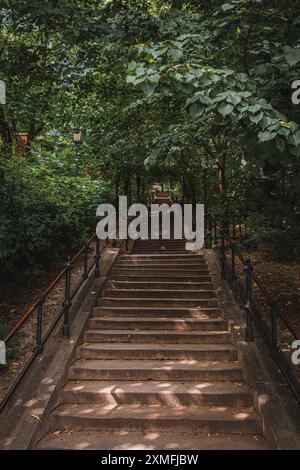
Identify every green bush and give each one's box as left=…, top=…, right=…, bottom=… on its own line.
left=0, top=157, right=114, bottom=277
left=244, top=211, right=300, bottom=258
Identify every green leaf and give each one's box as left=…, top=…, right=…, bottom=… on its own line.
left=293, top=130, right=300, bottom=146
left=249, top=104, right=261, bottom=114
left=217, top=102, right=234, bottom=117
left=186, top=92, right=202, bottom=105
left=127, top=61, right=137, bottom=72
left=198, top=95, right=212, bottom=105
left=284, top=47, right=300, bottom=66
left=190, top=103, right=204, bottom=118
left=276, top=137, right=286, bottom=154
left=141, top=83, right=156, bottom=96
left=226, top=92, right=242, bottom=106
left=148, top=73, right=160, bottom=84
left=126, top=75, right=136, bottom=84
left=168, top=48, right=183, bottom=60
left=221, top=3, right=235, bottom=12
left=249, top=112, right=264, bottom=124
left=258, top=131, right=277, bottom=142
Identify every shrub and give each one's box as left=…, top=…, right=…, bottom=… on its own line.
left=0, top=157, right=114, bottom=277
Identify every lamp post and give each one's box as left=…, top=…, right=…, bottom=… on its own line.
left=15, top=132, right=30, bottom=155
left=73, top=130, right=84, bottom=177
left=0, top=80, right=6, bottom=105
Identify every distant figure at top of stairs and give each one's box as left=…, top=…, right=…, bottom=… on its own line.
left=151, top=185, right=173, bottom=205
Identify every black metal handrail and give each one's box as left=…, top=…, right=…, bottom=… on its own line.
left=0, top=232, right=130, bottom=415
left=205, top=212, right=300, bottom=403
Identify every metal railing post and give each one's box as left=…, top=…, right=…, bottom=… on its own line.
left=207, top=212, right=213, bottom=249
left=82, top=244, right=89, bottom=280
left=232, top=214, right=236, bottom=239
left=220, top=216, right=226, bottom=279
left=95, top=238, right=100, bottom=278
left=270, top=302, right=279, bottom=357
left=244, top=258, right=254, bottom=342
left=62, top=257, right=73, bottom=338
left=33, top=297, right=44, bottom=354
left=231, top=245, right=236, bottom=281
left=239, top=211, right=242, bottom=240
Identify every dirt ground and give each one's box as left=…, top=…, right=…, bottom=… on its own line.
left=240, top=250, right=300, bottom=339
left=0, top=243, right=98, bottom=401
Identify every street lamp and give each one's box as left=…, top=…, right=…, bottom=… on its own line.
left=0, top=80, right=6, bottom=105
left=15, top=132, right=30, bottom=155
left=73, top=130, right=84, bottom=176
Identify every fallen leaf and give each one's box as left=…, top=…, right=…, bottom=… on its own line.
left=31, top=414, right=41, bottom=422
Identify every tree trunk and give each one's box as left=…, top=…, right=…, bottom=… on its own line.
left=136, top=175, right=141, bottom=202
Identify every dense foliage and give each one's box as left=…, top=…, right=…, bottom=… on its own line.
left=0, top=0, right=300, bottom=277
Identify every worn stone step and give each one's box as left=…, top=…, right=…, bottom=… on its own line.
left=133, top=248, right=189, bottom=255
left=93, top=306, right=222, bottom=318
left=83, top=329, right=230, bottom=344
left=135, top=240, right=186, bottom=244
left=109, top=274, right=213, bottom=282
left=100, top=298, right=219, bottom=308
left=133, top=250, right=189, bottom=254
left=112, top=266, right=209, bottom=273
left=76, top=343, right=238, bottom=361
left=105, top=281, right=214, bottom=290
left=36, top=430, right=270, bottom=450
left=134, top=242, right=187, bottom=246
left=116, top=263, right=208, bottom=269
left=102, top=289, right=216, bottom=300
left=50, top=404, right=260, bottom=434
left=88, top=317, right=227, bottom=331
left=69, top=360, right=244, bottom=382
left=134, top=244, right=187, bottom=248
left=62, top=381, right=253, bottom=407
left=117, top=259, right=207, bottom=266
left=120, top=254, right=205, bottom=261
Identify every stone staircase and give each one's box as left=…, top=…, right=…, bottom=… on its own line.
left=37, top=238, right=269, bottom=450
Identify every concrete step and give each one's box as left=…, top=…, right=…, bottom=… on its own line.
left=50, top=404, right=261, bottom=434
left=104, top=281, right=214, bottom=290
left=113, top=265, right=209, bottom=271
left=83, top=329, right=230, bottom=344
left=117, top=259, right=207, bottom=266
left=88, top=317, right=227, bottom=331
left=134, top=246, right=187, bottom=251
left=111, top=269, right=209, bottom=276
left=134, top=244, right=187, bottom=248
left=62, top=381, right=253, bottom=407
left=100, top=298, right=219, bottom=308
left=133, top=250, right=190, bottom=254
left=93, top=306, right=222, bottom=318
left=36, top=430, right=270, bottom=450
left=102, top=289, right=216, bottom=299
left=69, top=360, right=244, bottom=382
left=120, top=254, right=205, bottom=260
left=109, top=274, right=213, bottom=282
left=76, top=343, right=238, bottom=361
left=135, top=240, right=186, bottom=244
